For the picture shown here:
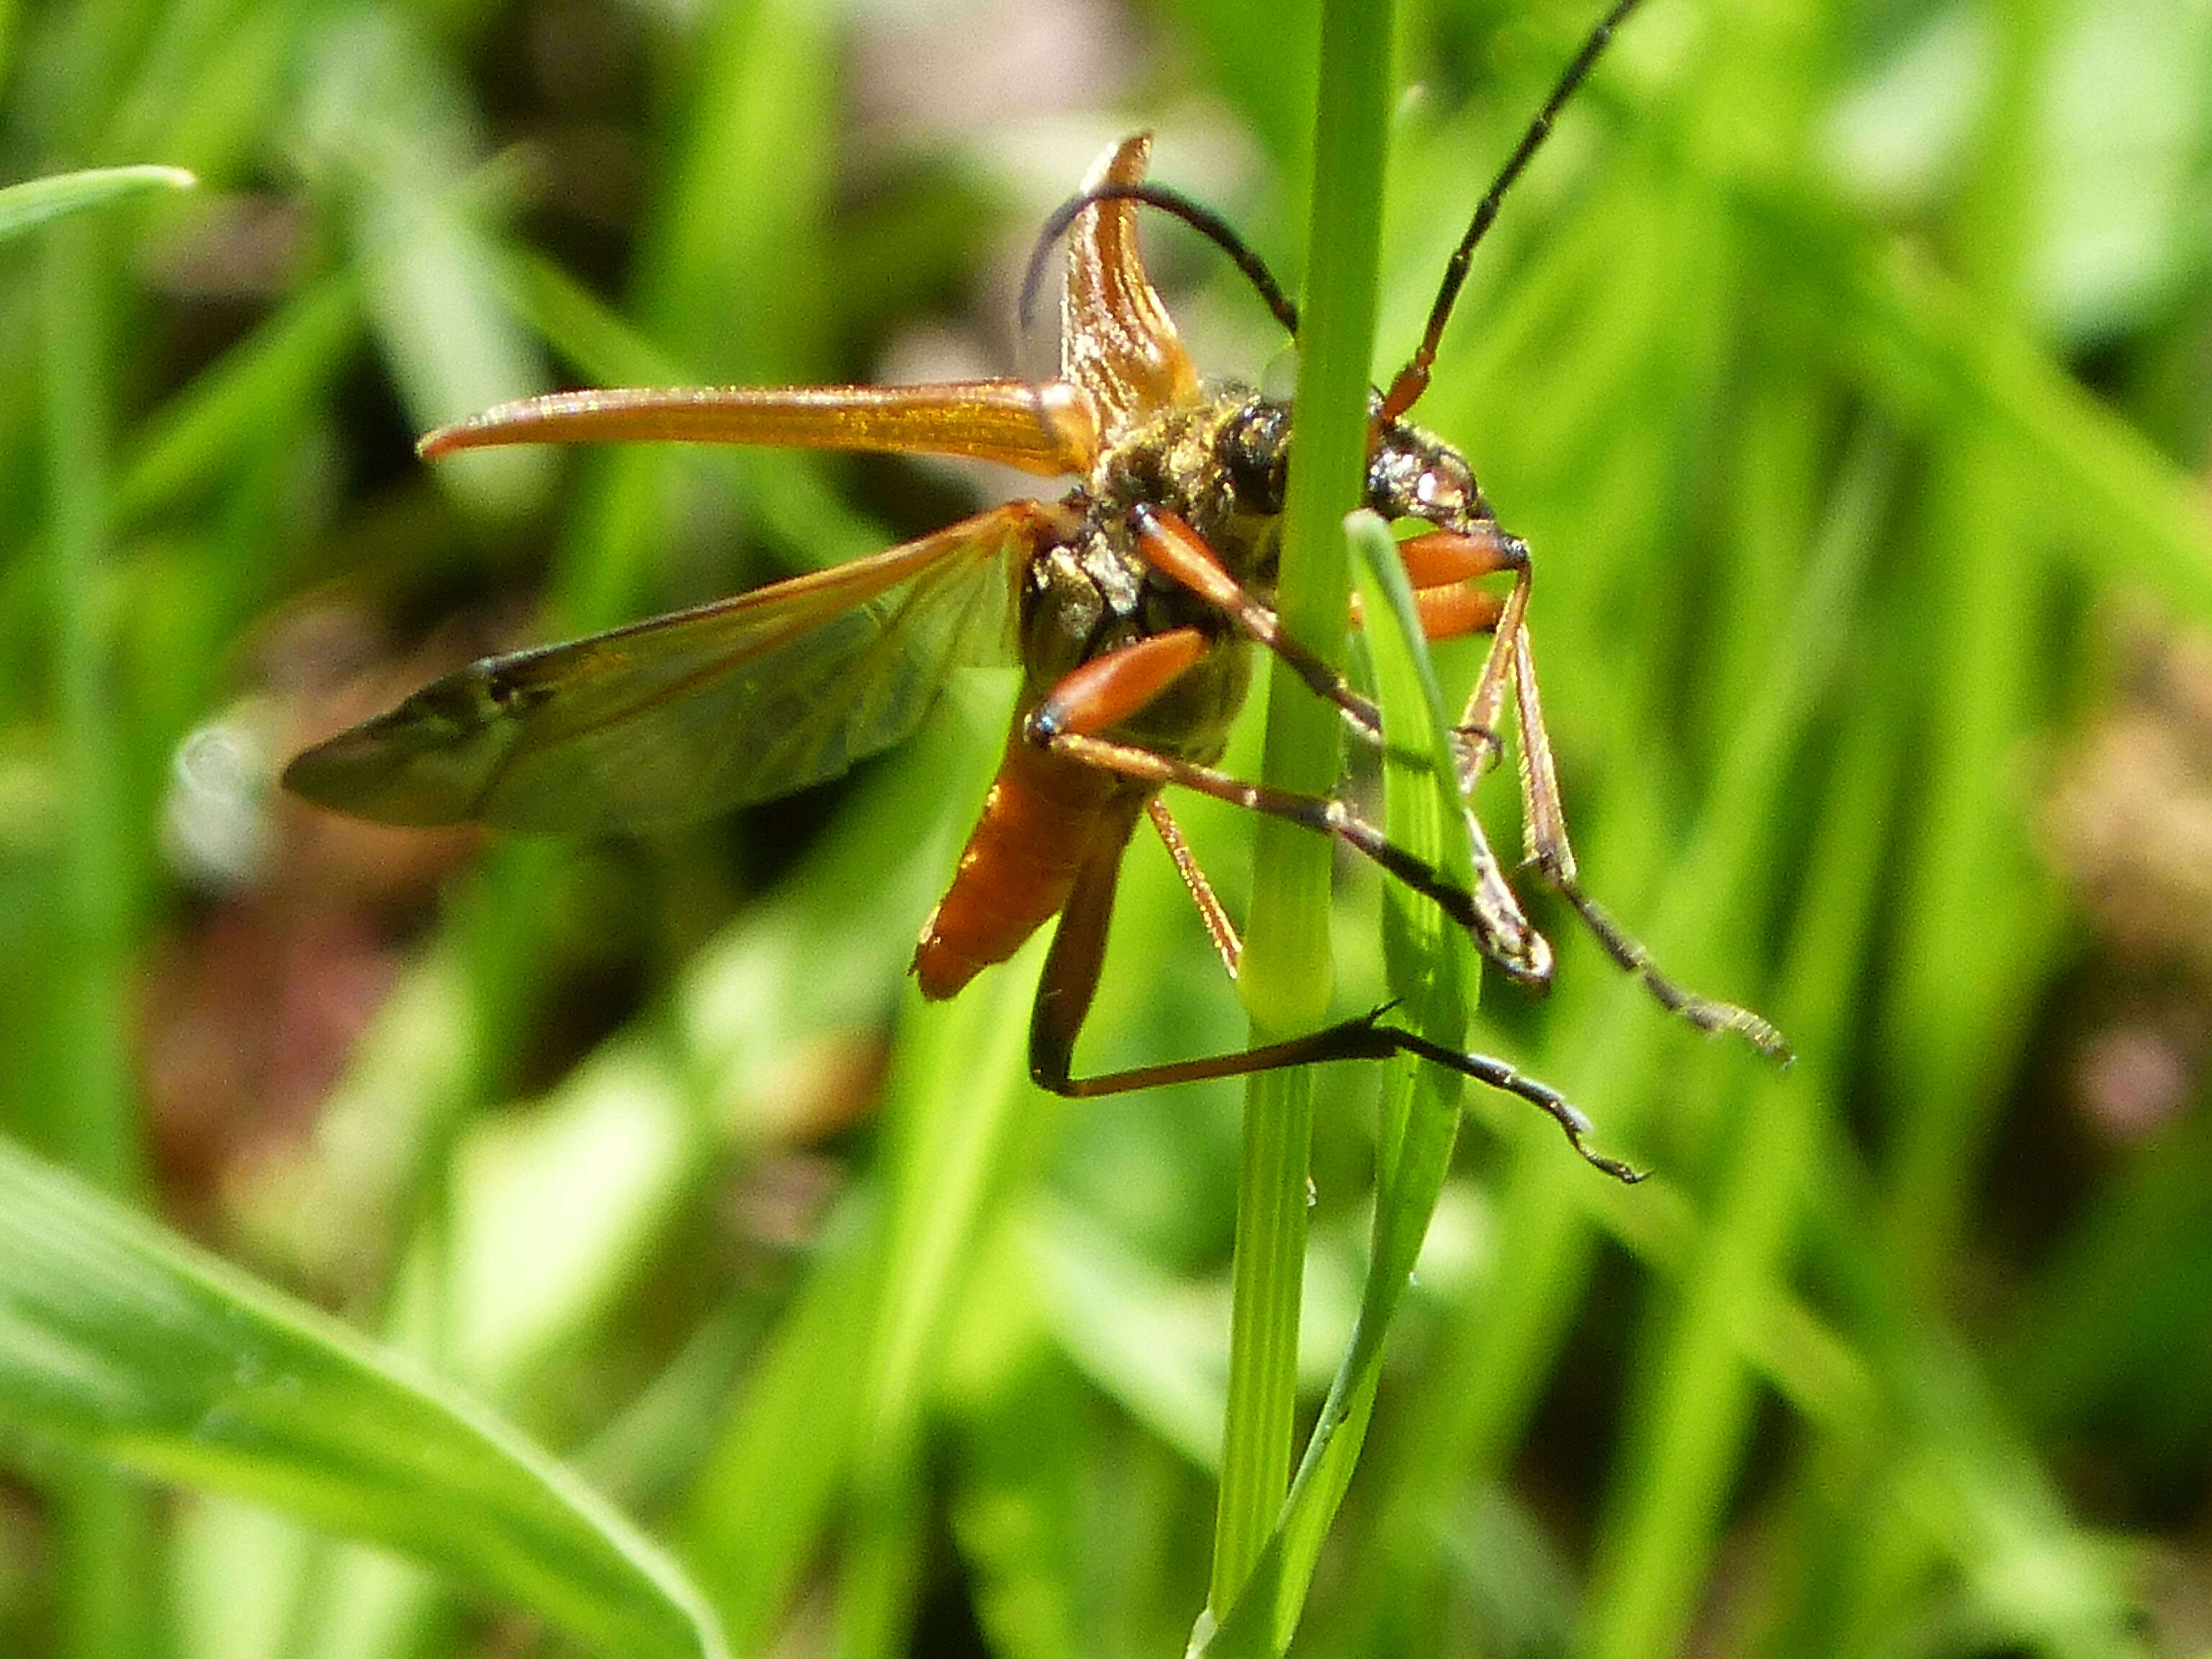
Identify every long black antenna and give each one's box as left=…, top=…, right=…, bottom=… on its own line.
left=1019, top=181, right=1303, bottom=345
left=1380, top=0, right=1647, bottom=421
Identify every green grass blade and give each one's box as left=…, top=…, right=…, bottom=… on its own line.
left=1209, top=0, right=1394, bottom=1633
left=0, top=165, right=193, bottom=242
left=839, top=951, right=1044, bottom=1658
left=684, top=1204, right=876, bottom=1653
left=1029, top=1202, right=1227, bottom=1471
left=1582, top=652, right=1905, bottom=1659
left=1876, top=0, right=2055, bottom=1288
left=1203, top=509, right=1475, bottom=1655
left=1745, top=196, right=2212, bottom=616
left=679, top=681, right=1015, bottom=1651
left=0, top=1137, right=728, bottom=1659
left=114, top=269, right=363, bottom=521
left=39, top=196, right=157, bottom=1659
left=1341, top=405, right=1897, bottom=1651
left=487, top=244, right=883, bottom=583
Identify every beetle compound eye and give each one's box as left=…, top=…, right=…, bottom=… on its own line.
left=1219, top=403, right=1289, bottom=517
left=1413, top=453, right=1477, bottom=521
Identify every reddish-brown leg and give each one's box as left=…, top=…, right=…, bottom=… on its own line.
left=1147, top=798, right=1241, bottom=978
left=1390, top=583, right=1509, bottom=645
left=1500, top=622, right=1793, bottom=1061
left=1394, top=526, right=1526, bottom=588
left=1019, top=625, right=1629, bottom=1176
left=1028, top=625, right=1490, bottom=946
left=1025, top=817, right=1635, bottom=1180
left=1037, top=726, right=1550, bottom=986
left=1127, top=504, right=1380, bottom=735
left=1031, top=626, right=1213, bottom=733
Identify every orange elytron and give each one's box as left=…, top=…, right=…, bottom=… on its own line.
left=285, top=0, right=1786, bottom=1177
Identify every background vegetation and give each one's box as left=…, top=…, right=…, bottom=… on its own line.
left=2, top=0, right=2211, bottom=1654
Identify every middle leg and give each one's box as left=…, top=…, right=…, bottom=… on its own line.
left=1033, top=723, right=1552, bottom=986
left=1347, top=525, right=1794, bottom=1061
left=1015, top=635, right=1625, bottom=1173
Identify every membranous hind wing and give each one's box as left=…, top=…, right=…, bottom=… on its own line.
left=284, top=501, right=1060, bottom=832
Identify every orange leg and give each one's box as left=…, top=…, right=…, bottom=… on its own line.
left=1113, top=511, right=1790, bottom=1062
left=1030, top=626, right=1212, bottom=737
left=1347, top=583, right=1506, bottom=643
left=1024, top=629, right=1258, bottom=980
left=1128, top=504, right=1382, bottom=735
left=1037, top=727, right=1552, bottom=986
left=916, top=627, right=1213, bottom=1000
left=1002, top=625, right=1626, bottom=1173
left=1148, top=798, right=1241, bottom=978
left=1394, top=526, right=1524, bottom=588
left=1409, top=583, right=1508, bottom=642
left=1022, top=621, right=1537, bottom=979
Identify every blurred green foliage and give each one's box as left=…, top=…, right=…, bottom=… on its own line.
left=2, top=0, right=2211, bottom=1655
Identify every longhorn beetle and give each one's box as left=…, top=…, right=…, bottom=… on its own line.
left=286, top=0, right=1789, bottom=1178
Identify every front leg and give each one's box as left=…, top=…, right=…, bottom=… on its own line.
left=1347, top=520, right=1794, bottom=1061
left=1501, top=621, right=1794, bottom=1062
left=1120, top=506, right=1550, bottom=981
left=1125, top=503, right=1381, bottom=737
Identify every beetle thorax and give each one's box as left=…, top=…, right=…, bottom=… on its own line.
left=1012, top=389, right=1498, bottom=766
left=1103, top=388, right=1494, bottom=541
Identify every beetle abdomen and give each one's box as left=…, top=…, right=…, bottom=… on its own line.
left=914, top=724, right=1146, bottom=1001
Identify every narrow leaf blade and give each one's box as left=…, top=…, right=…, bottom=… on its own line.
left=1206, top=511, right=1478, bottom=1655
left=0, top=166, right=194, bottom=241
left=0, top=1137, right=726, bottom=1659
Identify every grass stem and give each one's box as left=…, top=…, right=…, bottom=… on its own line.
left=1208, top=0, right=1395, bottom=1624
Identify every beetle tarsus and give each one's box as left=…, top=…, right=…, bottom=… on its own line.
left=1545, top=876, right=1794, bottom=1066
left=1381, top=1025, right=1641, bottom=1183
